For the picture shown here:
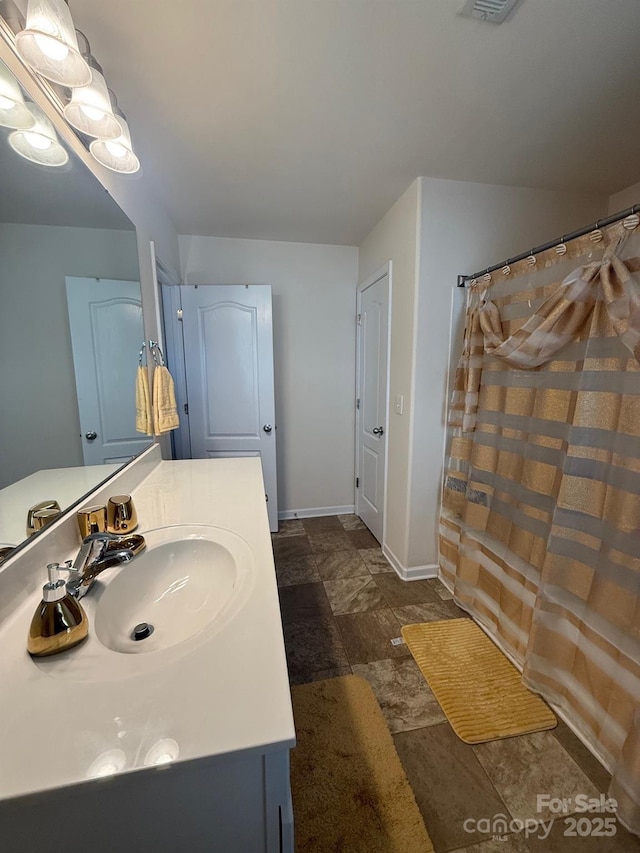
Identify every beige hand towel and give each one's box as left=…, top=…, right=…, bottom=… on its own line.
left=135, top=365, right=153, bottom=435
left=152, top=364, right=180, bottom=435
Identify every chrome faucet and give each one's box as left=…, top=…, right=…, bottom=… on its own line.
left=65, top=532, right=135, bottom=600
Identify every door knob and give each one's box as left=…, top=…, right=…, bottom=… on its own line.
left=263, top=424, right=273, bottom=433
left=372, top=426, right=384, bottom=436
left=85, top=431, right=98, bottom=441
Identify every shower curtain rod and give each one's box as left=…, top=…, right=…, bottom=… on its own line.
left=457, top=202, right=640, bottom=287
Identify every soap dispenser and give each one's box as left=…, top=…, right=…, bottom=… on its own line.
left=27, top=563, right=89, bottom=657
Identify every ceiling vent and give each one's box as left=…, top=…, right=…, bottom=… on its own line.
left=459, top=0, right=523, bottom=24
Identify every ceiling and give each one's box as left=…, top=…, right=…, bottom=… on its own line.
left=70, top=0, right=640, bottom=245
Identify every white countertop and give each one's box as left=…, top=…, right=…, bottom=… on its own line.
left=0, top=465, right=120, bottom=547
left=0, top=458, right=295, bottom=801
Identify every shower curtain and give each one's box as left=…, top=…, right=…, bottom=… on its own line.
left=439, top=221, right=640, bottom=835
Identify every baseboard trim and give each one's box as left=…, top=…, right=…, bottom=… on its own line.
left=382, top=544, right=439, bottom=581
left=278, top=505, right=355, bottom=521
left=404, top=562, right=439, bottom=580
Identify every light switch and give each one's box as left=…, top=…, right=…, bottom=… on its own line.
left=395, top=394, right=404, bottom=415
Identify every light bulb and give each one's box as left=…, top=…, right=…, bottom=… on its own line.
left=15, top=4, right=90, bottom=87
left=86, top=748, right=126, bottom=780
left=80, top=103, right=105, bottom=121
left=143, top=738, right=179, bottom=767
left=63, top=58, right=121, bottom=139
left=33, top=33, right=69, bottom=62
left=89, top=113, right=140, bottom=173
left=94, top=762, right=118, bottom=777
left=105, top=139, right=128, bottom=159
left=0, top=95, right=14, bottom=110
left=24, top=131, right=52, bottom=150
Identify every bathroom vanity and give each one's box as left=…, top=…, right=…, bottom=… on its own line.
left=0, top=446, right=295, bottom=852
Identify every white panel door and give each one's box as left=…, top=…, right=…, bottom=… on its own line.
left=181, top=285, right=278, bottom=530
left=66, top=277, right=147, bottom=466
left=356, top=272, right=389, bottom=543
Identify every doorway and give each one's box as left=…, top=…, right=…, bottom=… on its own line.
left=164, top=284, right=279, bottom=531
left=355, top=264, right=391, bottom=544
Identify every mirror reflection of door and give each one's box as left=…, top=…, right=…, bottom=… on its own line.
left=65, top=277, right=147, bottom=465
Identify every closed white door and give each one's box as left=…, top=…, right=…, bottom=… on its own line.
left=180, top=285, right=278, bottom=531
left=66, top=277, right=147, bottom=466
left=356, top=271, right=390, bottom=543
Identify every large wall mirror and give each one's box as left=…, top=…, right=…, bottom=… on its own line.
left=0, top=56, right=152, bottom=556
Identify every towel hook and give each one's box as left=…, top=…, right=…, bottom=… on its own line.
left=149, top=340, right=165, bottom=366
left=138, top=341, right=147, bottom=365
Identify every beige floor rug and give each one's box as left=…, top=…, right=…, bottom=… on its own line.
left=402, top=618, right=556, bottom=744
left=290, top=675, right=434, bottom=852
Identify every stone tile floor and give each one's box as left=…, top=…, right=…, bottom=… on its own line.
left=274, top=515, right=640, bottom=853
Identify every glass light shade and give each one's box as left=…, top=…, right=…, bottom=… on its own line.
left=9, top=103, right=69, bottom=166
left=0, top=63, right=35, bottom=129
left=15, top=0, right=91, bottom=87
left=63, top=62, right=121, bottom=139
left=89, top=114, right=140, bottom=174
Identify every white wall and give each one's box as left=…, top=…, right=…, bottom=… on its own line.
left=358, top=180, right=421, bottom=567
left=359, top=178, right=607, bottom=574
left=0, top=224, right=140, bottom=488
left=608, top=181, right=640, bottom=214
left=178, top=236, right=359, bottom=515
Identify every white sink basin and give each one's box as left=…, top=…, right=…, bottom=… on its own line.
left=94, top=524, right=253, bottom=655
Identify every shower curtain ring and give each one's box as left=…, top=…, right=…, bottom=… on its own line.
left=590, top=223, right=604, bottom=243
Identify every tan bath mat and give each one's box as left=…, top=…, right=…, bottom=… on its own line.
left=290, top=675, right=434, bottom=852
left=401, top=618, right=556, bottom=744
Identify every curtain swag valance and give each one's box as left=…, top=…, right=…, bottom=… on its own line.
left=450, top=251, right=640, bottom=433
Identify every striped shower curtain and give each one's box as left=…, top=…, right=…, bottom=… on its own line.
left=439, top=220, right=640, bottom=835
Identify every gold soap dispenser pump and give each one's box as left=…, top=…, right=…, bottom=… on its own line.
left=27, top=563, right=89, bottom=657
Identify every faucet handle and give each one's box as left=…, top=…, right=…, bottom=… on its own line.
left=82, top=532, right=121, bottom=545
left=72, top=532, right=121, bottom=572
left=46, top=560, right=74, bottom=576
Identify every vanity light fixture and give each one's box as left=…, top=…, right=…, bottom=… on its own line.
left=89, top=106, right=140, bottom=174
left=143, top=738, right=180, bottom=767
left=9, top=6, right=140, bottom=173
left=63, top=54, right=121, bottom=139
left=8, top=101, right=68, bottom=166
left=15, top=0, right=91, bottom=88
left=0, top=62, right=35, bottom=129
left=86, top=748, right=126, bottom=780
